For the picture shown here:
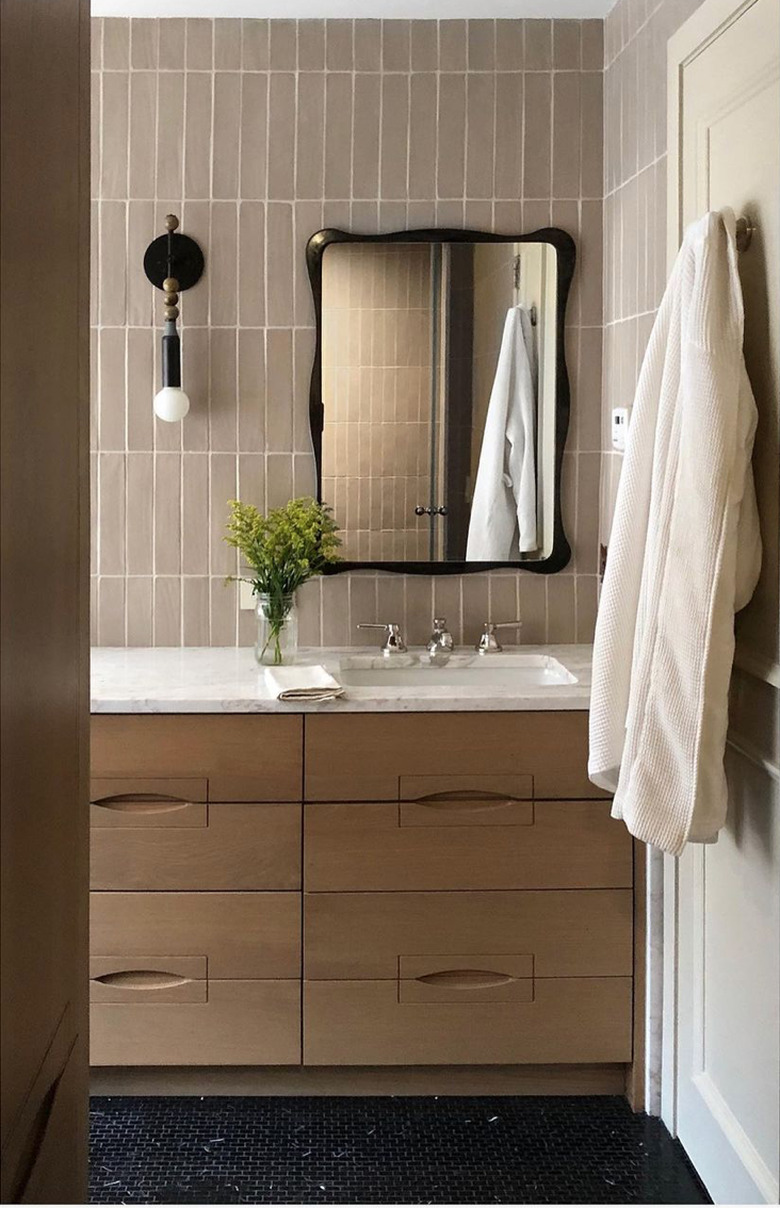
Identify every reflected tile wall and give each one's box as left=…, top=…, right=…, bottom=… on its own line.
left=600, top=0, right=706, bottom=547
left=91, top=15, right=604, bottom=647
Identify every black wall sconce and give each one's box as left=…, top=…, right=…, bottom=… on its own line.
left=144, top=214, right=204, bottom=422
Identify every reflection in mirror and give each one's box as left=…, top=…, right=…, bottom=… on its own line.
left=309, top=230, right=575, bottom=572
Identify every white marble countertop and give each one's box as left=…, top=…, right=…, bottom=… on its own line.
left=91, top=645, right=593, bottom=713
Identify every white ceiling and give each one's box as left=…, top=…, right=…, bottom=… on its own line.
left=92, top=0, right=612, bottom=18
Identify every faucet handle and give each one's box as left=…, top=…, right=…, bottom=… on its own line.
left=357, top=622, right=408, bottom=655
left=427, top=616, right=455, bottom=660
left=475, top=620, right=522, bottom=654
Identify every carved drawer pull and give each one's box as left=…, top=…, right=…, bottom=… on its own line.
left=412, top=794, right=521, bottom=811
left=93, top=796, right=196, bottom=813
left=89, top=956, right=208, bottom=1003
left=399, top=795, right=534, bottom=828
left=92, top=970, right=193, bottom=990
left=414, top=969, right=515, bottom=989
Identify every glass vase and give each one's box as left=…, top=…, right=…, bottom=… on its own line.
left=255, top=592, right=298, bottom=666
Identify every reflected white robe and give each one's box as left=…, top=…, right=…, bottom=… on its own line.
left=466, top=306, right=537, bottom=560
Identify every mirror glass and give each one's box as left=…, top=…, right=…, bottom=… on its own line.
left=309, top=230, right=574, bottom=572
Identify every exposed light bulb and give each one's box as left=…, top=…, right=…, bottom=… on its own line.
left=153, top=385, right=190, bottom=423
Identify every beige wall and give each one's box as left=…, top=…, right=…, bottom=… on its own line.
left=321, top=243, right=433, bottom=562
left=600, top=0, right=707, bottom=543
left=91, top=16, right=604, bottom=648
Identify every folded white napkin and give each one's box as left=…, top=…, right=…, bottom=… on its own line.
left=264, top=664, right=345, bottom=702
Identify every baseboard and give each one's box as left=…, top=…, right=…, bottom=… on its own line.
left=90, top=1063, right=627, bottom=1097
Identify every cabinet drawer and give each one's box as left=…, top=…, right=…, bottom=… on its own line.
left=90, top=891, right=300, bottom=979
left=304, top=890, right=633, bottom=980
left=92, top=980, right=300, bottom=1066
left=92, top=715, right=303, bottom=802
left=305, top=800, right=631, bottom=890
left=303, top=978, right=633, bottom=1065
left=304, top=712, right=607, bottom=802
left=91, top=800, right=301, bottom=891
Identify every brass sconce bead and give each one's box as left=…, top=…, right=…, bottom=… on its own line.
left=164, top=292, right=179, bottom=306
left=164, top=214, right=179, bottom=232
left=164, top=304, right=180, bottom=321
left=162, top=276, right=180, bottom=294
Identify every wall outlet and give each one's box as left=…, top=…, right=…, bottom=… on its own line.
left=611, top=407, right=630, bottom=452
left=239, top=580, right=255, bottom=611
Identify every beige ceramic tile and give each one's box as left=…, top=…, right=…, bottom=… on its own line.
left=265, top=204, right=294, bottom=327
left=100, top=73, right=129, bottom=200
left=354, top=20, right=381, bottom=70
left=382, top=20, right=410, bottom=71
left=210, top=577, right=237, bottom=645
left=215, top=20, right=241, bottom=69
left=98, top=577, right=126, bottom=646
left=411, top=21, right=437, bottom=71
left=524, top=20, right=552, bottom=69
left=296, top=73, right=326, bottom=201
left=553, top=20, right=581, bottom=68
left=269, top=18, right=297, bottom=69
left=324, top=73, right=353, bottom=198
left=128, top=75, right=156, bottom=201
left=98, top=328, right=127, bottom=450
left=518, top=574, right=546, bottom=643
left=242, top=19, right=269, bottom=70
left=299, top=20, right=325, bottom=70
left=239, top=73, right=267, bottom=201
left=209, top=453, right=238, bottom=575
left=181, top=454, right=209, bottom=575
left=325, top=19, right=352, bottom=70
left=103, top=18, right=129, bottom=70
left=98, top=453, right=126, bottom=575
left=381, top=74, right=410, bottom=201
left=553, top=72, right=582, bottom=199
left=159, top=19, right=185, bottom=69
left=182, top=577, right=210, bottom=644
left=238, top=202, right=265, bottom=327
left=126, top=577, right=154, bottom=645
left=213, top=73, right=241, bottom=199
left=209, top=327, right=238, bottom=452
left=155, top=72, right=184, bottom=198
left=153, top=452, right=182, bottom=575
left=238, top=329, right=266, bottom=451
left=126, top=453, right=154, bottom=575
left=186, top=19, right=213, bottom=70
left=439, top=20, right=467, bottom=70
left=494, top=74, right=523, bottom=200
left=267, top=73, right=296, bottom=200
left=209, top=202, right=238, bottom=326
left=265, top=453, right=294, bottom=510
left=437, top=74, right=466, bottom=198
left=523, top=73, right=551, bottom=198
left=546, top=574, right=575, bottom=642
left=131, top=18, right=158, bottom=69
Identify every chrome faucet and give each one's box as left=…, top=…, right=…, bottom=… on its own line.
left=426, top=617, right=454, bottom=664
left=357, top=621, right=407, bottom=656
left=475, top=620, right=523, bottom=654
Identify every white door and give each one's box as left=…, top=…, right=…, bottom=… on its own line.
left=666, top=0, right=780, bottom=1203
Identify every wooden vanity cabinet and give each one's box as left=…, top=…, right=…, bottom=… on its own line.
left=89, top=710, right=634, bottom=1075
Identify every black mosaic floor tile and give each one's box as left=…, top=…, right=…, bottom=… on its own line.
left=89, top=1095, right=710, bottom=1205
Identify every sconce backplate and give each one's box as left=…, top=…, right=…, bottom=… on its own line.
left=143, top=232, right=205, bottom=291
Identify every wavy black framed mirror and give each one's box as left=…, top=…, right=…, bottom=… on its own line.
left=306, top=227, right=576, bottom=575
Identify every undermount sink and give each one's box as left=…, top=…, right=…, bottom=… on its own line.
left=337, top=652, right=578, bottom=690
